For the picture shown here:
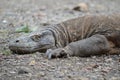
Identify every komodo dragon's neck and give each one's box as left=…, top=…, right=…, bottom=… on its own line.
left=46, top=24, right=70, bottom=48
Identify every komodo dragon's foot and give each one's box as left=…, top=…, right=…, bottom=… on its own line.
left=46, top=48, right=68, bottom=59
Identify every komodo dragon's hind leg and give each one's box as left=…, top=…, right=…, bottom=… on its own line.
left=46, top=34, right=111, bottom=59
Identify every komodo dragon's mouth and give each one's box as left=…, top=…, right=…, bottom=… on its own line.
left=9, top=45, right=38, bottom=54
left=9, top=37, right=54, bottom=54
left=9, top=45, right=48, bottom=54
left=9, top=42, right=53, bottom=54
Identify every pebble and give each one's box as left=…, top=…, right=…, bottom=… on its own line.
left=18, top=69, right=29, bottom=74
left=101, top=67, right=112, bottom=73
left=29, top=60, right=36, bottom=66
left=38, top=72, right=46, bottom=77
left=2, top=20, right=7, bottom=24
left=9, top=71, right=16, bottom=74
left=105, top=58, right=112, bottom=62
left=18, top=67, right=31, bottom=75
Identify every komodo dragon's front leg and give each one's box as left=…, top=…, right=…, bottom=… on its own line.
left=46, top=34, right=120, bottom=59
left=46, top=34, right=110, bottom=59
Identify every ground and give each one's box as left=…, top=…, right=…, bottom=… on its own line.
left=0, top=0, right=120, bottom=80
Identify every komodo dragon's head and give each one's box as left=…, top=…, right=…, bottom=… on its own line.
left=9, top=30, right=55, bottom=54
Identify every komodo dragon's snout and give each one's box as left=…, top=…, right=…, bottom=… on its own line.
left=9, top=30, right=55, bottom=54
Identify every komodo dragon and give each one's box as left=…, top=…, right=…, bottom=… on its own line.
left=9, top=13, right=120, bottom=58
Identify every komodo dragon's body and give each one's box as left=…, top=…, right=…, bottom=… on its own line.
left=9, top=13, right=120, bottom=58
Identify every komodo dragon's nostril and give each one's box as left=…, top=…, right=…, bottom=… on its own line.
left=15, top=40, right=19, bottom=43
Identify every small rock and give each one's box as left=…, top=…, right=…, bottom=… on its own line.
left=92, top=56, right=96, bottom=59
left=101, top=67, right=112, bottom=73
left=18, top=67, right=31, bottom=75
left=86, top=58, right=90, bottom=62
left=105, top=58, right=112, bottom=62
left=9, top=71, right=16, bottom=74
left=18, top=69, right=29, bottom=74
left=73, top=2, right=88, bottom=12
left=92, top=64, right=99, bottom=68
left=29, top=60, right=36, bottom=66
left=2, top=20, right=7, bottom=24
left=38, top=72, right=46, bottom=77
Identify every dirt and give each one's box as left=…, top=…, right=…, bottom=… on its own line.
left=0, top=0, right=120, bottom=80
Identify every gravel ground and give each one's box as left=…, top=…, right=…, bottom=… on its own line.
left=0, top=0, right=120, bottom=80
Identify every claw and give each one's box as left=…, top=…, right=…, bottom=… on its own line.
left=45, top=48, right=68, bottom=59
left=45, top=49, right=52, bottom=59
left=48, top=53, right=52, bottom=59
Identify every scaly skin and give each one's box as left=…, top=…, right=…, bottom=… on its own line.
left=9, top=13, right=120, bottom=56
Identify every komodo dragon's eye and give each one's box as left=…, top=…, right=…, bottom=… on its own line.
left=31, top=35, right=41, bottom=42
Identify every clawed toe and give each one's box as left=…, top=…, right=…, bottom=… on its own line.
left=45, top=49, right=53, bottom=59
left=45, top=48, right=67, bottom=59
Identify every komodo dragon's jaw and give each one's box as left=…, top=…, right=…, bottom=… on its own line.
left=9, top=30, right=56, bottom=54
